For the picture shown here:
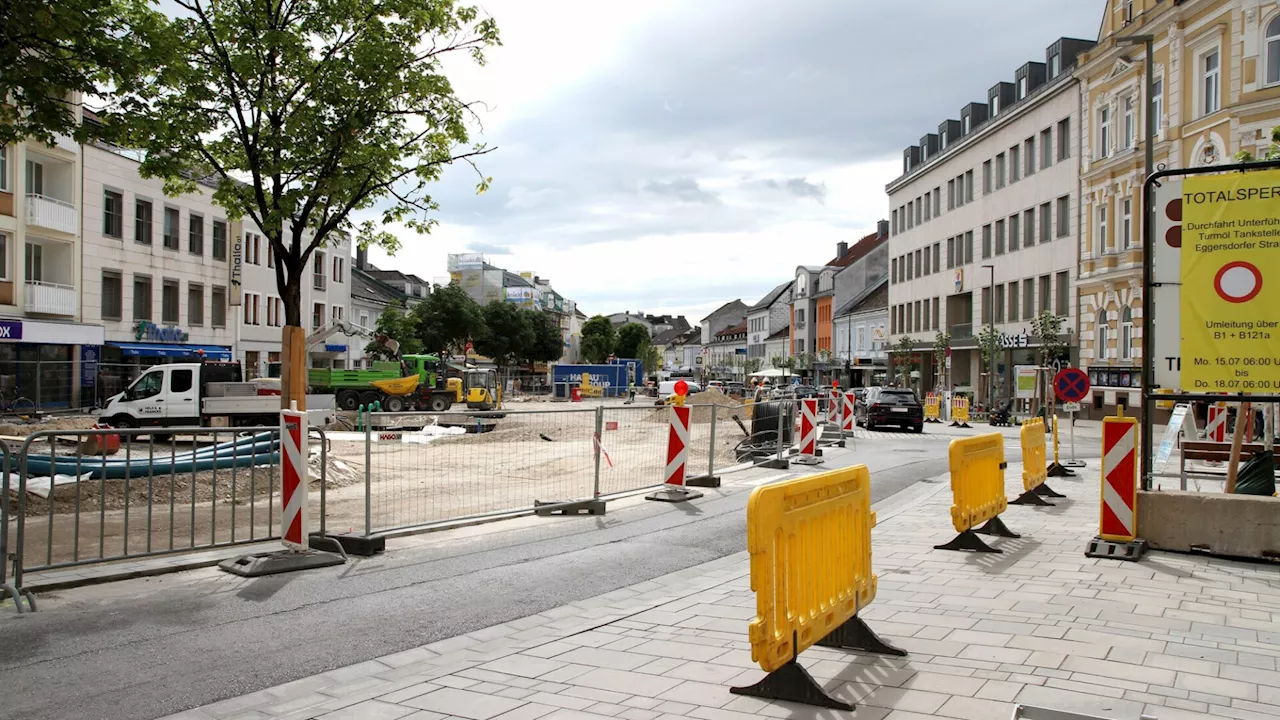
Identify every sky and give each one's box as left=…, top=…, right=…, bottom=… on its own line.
left=363, top=0, right=1106, bottom=323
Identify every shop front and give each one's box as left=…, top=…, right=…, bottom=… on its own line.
left=0, top=318, right=106, bottom=410
left=98, top=321, right=233, bottom=404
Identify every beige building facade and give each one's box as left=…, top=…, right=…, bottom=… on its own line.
left=1077, top=0, right=1280, bottom=414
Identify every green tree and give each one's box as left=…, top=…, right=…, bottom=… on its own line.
left=580, top=316, right=616, bottom=363
left=0, top=0, right=171, bottom=146
left=473, top=302, right=533, bottom=369
left=636, top=337, right=663, bottom=379
left=977, top=324, right=1002, bottom=409
left=1236, top=126, right=1280, bottom=162
left=891, top=336, right=915, bottom=387
left=412, top=283, right=485, bottom=357
left=525, top=310, right=564, bottom=364
left=933, top=331, right=951, bottom=388
left=615, top=323, right=650, bottom=359
left=366, top=305, right=422, bottom=360
left=1031, top=311, right=1066, bottom=369
left=129, top=0, right=499, bottom=406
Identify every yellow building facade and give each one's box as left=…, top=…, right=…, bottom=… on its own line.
left=1076, top=0, right=1280, bottom=413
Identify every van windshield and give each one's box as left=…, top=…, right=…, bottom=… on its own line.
left=131, top=371, right=163, bottom=399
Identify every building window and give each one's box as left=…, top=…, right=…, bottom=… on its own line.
left=964, top=230, right=974, bottom=264
left=923, top=247, right=931, bottom=275
left=333, top=256, right=344, bottom=283
left=1124, top=97, right=1135, bottom=149
left=1097, top=309, right=1111, bottom=360
left=133, top=275, right=152, bottom=321
left=1097, top=202, right=1109, bottom=253
left=0, top=147, right=7, bottom=191
left=932, top=297, right=940, bottom=331
left=982, top=161, right=992, bottom=194
left=1121, top=307, right=1134, bottom=360
left=1023, top=279, right=1034, bottom=320
left=946, top=237, right=955, bottom=269
left=994, top=285, right=1005, bottom=323
left=933, top=242, right=940, bottom=273
left=25, top=160, right=43, bottom=194
left=244, top=292, right=261, bottom=326
left=1018, top=76, right=1028, bottom=100
left=1151, top=77, right=1164, bottom=134
left=267, top=297, right=283, bottom=327
left=1025, top=138, right=1035, bottom=176
left=1202, top=49, right=1221, bottom=116
left=189, top=213, right=204, bottom=255
left=212, top=286, right=226, bottom=327
left=991, top=94, right=1001, bottom=117
left=332, top=305, right=343, bottom=322
left=1010, top=145, right=1020, bottom=183
left=246, top=233, right=261, bottom=265
left=907, top=201, right=914, bottom=229
left=24, top=243, right=42, bottom=282
left=1049, top=53, right=1060, bottom=79
left=965, top=170, right=973, bottom=202
left=1024, top=208, right=1035, bottom=248
left=982, top=224, right=992, bottom=259
left=915, top=197, right=922, bottom=225
left=162, top=279, right=180, bottom=324
left=923, top=299, right=931, bottom=330
left=104, top=190, right=123, bottom=238
left=312, top=302, right=325, bottom=329
left=1056, top=272, right=1069, bottom=316
left=1009, top=214, right=1020, bottom=252
left=1040, top=128, right=1052, bottom=169
left=134, top=199, right=152, bottom=245
left=163, top=207, right=180, bottom=249
left=1268, top=17, right=1280, bottom=86
left=1039, top=275, right=1051, bottom=314
left=1040, top=202, right=1052, bottom=244
left=923, top=191, right=931, bottom=221
left=996, top=153, right=1006, bottom=188
left=102, top=271, right=122, bottom=320
left=1098, top=106, right=1111, bottom=159
left=933, top=189, right=940, bottom=217
left=995, top=219, right=1006, bottom=255
left=907, top=252, right=914, bottom=279
left=1121, top=198, right=1132, bottom=250
left=188, top=283, right=204, bottom=326
left=963, top=115, right=971, bottom=134
left=1009, top=281, right=1019, bottom=321
left=213, top=220, right=227, bottom=261
left=891, top=257, right=897, bottom=283
left=981, top=287, right=992, bottom=325
left=1057, top=118, right=1070, bottom=160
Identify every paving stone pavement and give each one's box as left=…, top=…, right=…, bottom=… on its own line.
left=159, top=460, right=1280, bottom=720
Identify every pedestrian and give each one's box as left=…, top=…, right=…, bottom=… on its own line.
left=626, top=379, right=636, bottom=404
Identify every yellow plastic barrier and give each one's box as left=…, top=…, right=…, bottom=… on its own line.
left=923, top=394, right=941, bottom=423
left=934, top=432, right=1020, bottom=553
left=731, top=465, right=906, bottom=711
left=1010, top=418, right=1064, bottom=506
left=950, top=396, right=971, bottom=427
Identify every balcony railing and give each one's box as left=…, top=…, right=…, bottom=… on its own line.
left=949, top=323, right=974, bottom=339
left=794, top=320, right=806, bottom=330
left=313, top=274, right=327, bottom=291
left=25, top=281, right=76, bottom=316
left=26, top=194, right=78, bottom=234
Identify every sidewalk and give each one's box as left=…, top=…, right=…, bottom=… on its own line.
left=161, top=463, right=1280, bottom=720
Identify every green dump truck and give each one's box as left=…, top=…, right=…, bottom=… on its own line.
left=308, top=354, right=458, bottom=412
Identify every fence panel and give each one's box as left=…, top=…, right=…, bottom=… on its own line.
left=8, top=427, right=329, bottom=586
left=594, top=405, right=671, bottom=496
left=360, top=408, right=598, bottom=534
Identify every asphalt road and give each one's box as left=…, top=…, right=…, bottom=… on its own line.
left=0, top=433, right=970, bottom=720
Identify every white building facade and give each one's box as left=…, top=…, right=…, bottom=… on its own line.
left=886, top=36, right=1092, bottom=402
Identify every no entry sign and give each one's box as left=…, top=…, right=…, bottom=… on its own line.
left=1054, top=368, right=1090, bottom=404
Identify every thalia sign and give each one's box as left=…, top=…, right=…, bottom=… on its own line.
left=134, top=321, right=190, bottom=343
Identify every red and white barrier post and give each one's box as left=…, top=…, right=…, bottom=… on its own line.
left=793, top=398, right=823, bottom=465
left=1086, top=414, right=1146, bottom=561
left=281, top=406, right=308, bottom=549
left=647, top=384, right=703, bottom=502
left=219, top=403, right=347, bottom=576
left=827, top=388, right=841, bottom=426
left=1206, top=403, right=1227, bottom=442
left=841, top=391, right=856, bottom=435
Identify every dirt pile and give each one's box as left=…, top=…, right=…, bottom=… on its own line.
left=644, top=389, right=747, bottom=424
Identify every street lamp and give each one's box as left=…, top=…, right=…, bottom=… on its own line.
left=982, top=264, right=996, bottom=413
left=1118, top=33, right=1155, bottom=484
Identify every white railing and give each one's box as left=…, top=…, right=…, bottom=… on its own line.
left=25, top=281, right=76, bottom=316
left=26, top=194, right=78, bottom=234
left=53, top=132, right=79, bottom=152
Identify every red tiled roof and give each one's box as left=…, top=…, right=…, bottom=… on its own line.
left=825, top=229, right=888, bottom=268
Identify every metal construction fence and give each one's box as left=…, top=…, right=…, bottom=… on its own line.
left=3, top=400, right=768, bottom=604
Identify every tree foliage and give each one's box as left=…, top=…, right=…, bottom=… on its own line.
left=0, top=0, right=170, bottom=146
left=977, top=324, right=1002, bottom=365
left=473, top=301, right=533, bottom=368
left=891, top=336, right=915, bottom=386
left=366, top=305, right=422, bottom=360
left=933, top=331, right=951, bottom=381
left=1236, top=126, right=1280, bottom=162
left=130, top=0, right=500, bottom=328
left=1031, top=311, right=1066, bottom=368
left=526, top=310, right=564, bottom=364
left=413, top=283, right=484, bottom=357
left=615, top=323, right=650, bottom=359
left=580, top=316, right=615, bottom=364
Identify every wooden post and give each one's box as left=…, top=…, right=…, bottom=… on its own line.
left=1225, top=401, right=1250, bottom=494
left=280, top=325, right=308, bottom=411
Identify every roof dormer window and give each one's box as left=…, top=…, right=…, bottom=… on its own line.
left=991, top=95, right=1001, bottom=117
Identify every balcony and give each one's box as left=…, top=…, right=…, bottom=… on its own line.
left=949, top=323, right=973, bottom=339
left=794, top=320, right=806, bottom=330
left=26, top=194, right=78, bottom=235
left=25, top=281, right=76, bottom=316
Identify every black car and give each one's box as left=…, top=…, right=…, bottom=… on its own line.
left=856, top=387, right=923, bottom=432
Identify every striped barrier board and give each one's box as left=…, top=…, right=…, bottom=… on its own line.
left=1086, top=415, right=1146, bottom=561
left=647, top=404, right=702, bottom=502
left=1206, top=403, right=1227, bottom=442
left=842, top=391, right=855, bottom=433
left=794, top=398, right=823, bottom=465
left=281, top=407, right=308, bottom=550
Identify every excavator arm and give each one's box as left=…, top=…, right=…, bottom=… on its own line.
left=306, top=320, right=401, bottom=358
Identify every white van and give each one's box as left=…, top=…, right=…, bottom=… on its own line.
left=657, top=380, right=702, bottom=397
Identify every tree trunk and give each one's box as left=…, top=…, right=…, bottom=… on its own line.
left=1225, top=401, right=1250, bottom=493
left=279, top=273, right=306, bottom=411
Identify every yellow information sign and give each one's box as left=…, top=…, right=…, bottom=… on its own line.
left=1180, top=170, right=1280, bottom=392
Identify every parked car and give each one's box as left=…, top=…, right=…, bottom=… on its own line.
left=657, top=380, right=702, bottom=398
left=856, top=387, right=923, bottom=432
left=724, top=382, right=746, bottom=398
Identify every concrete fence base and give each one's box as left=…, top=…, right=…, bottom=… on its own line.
left=1138, top=490, right=1280, bottom=561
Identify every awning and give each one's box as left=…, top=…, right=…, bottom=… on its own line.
left=107, top=342, right=233, bottom=361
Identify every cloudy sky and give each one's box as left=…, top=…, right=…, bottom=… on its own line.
left=364, top=0, right=1105, bottom=323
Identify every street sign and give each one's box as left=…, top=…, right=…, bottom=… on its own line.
left=1180, top=169, right=1280, bottom=393
left=1062, top=401, right=1081, bottom=413
left=1054, top=367, right=1090, bottom=403
left=1015, top=366, right=1037, bottom=399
